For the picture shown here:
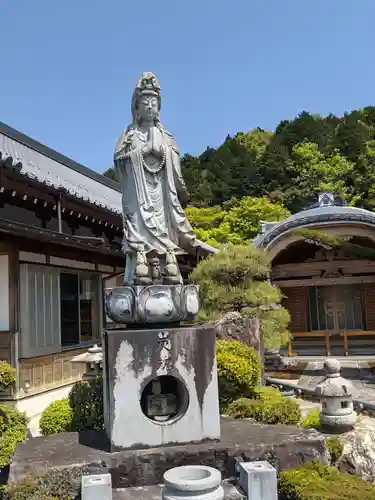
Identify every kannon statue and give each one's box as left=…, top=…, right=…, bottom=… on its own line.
left=114, top=72, right=197, bottom=285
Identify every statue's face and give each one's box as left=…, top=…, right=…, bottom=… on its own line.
left=138, top=95, right=158, bottom=122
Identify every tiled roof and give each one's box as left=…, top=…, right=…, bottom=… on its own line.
left=0, top=122, right=122, bottom=214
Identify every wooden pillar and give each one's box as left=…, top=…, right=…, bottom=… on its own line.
left=57, top=196, right=62, bottom=233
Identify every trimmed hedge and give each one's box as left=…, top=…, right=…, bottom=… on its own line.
left=69, top=376, right=103, bottom=431
left=0, top=362, right=16, bottom=390
left=226, top=393, right=301, bottom=425
left=40, top=376, right=104, bottom=436
left=278, top=461, right=375, bottom=499
left=39, top=399, right=73, bottom=436
left=216, top=340, right=260, bottom=410
left=0, top=404, right=28, bottom=469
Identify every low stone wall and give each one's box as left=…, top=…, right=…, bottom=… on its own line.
left=9, top=417, right=329, bottom=491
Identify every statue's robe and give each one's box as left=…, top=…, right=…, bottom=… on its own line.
left=115, top=124, right=197, bottom=261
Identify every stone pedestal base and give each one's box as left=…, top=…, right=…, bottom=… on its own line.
left=102, top=325, right=220, bottom=451
left=104, top=284, right=199, bottom=325
left=320, top=411, right=357, bottom=432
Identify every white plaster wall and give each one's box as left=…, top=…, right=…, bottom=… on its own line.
left=110, top=340, right=220, bottom=449
left=15, top=383, right=76, bottom=437
left=0, top=255, right=10, bottom=331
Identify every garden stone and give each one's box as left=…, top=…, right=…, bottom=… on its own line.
left=338, top=415, right=375, bottom=482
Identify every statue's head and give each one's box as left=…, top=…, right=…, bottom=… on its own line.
left=131, top=72, right=161, bottom=125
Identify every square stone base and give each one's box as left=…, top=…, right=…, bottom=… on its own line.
left=103, top=325, right=220, bottom=451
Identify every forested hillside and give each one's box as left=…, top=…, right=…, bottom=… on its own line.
left=104, top=107, right=375, bottom=247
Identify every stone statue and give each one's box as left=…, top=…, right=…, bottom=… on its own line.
left=115, top=72, right=197, bottom=285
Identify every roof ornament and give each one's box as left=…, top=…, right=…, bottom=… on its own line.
left=318, top=192, right=335, bottom=207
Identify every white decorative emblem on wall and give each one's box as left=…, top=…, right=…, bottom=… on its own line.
left=157, top=331, right=172, bottom=374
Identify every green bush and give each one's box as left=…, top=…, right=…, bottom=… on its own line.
left=226, top=394, right=301, bottom=425
left=69, top=376, right=103, bottom=431
left=216, top=340, right=261, bottom=410
left=252, top=385, right=282, bottom=401
left=252, top=396, right=301, bottom=425
left=326, top=437, right=343, bottom=466
left=225, top=397, right=258, bottom=418
left=300, top=407, right=321, bottom=429
left=39, top=399, right=73, bottom=436
left=0, top=404, right=28, bottom=469
left=0, top=361, right=16, bottom=390
left=278, top=461, right=375, bottom=499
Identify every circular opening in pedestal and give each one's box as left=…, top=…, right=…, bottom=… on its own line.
left=140, top=375, right=189, bottom=424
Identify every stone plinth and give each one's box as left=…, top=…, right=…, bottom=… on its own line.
left=102, top=325, right=220, bottom=451
left=104, top=284, right=199, bottom=325
left=9, top=418, right=329, bottom=491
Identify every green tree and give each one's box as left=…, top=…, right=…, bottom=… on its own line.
left=190, top=244, right=291, bottom=349
left=224, top=196, right=291, bottom=241
left=289, top=141, right=356, bottom=205
left=102, top=167, right=118, bottom=182
left=186, top=197, right=290, bottom=248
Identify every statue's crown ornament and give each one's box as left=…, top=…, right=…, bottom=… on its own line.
left=137, top=72, right=161, bottom=97
left=131, top=72, right=161, bottom=120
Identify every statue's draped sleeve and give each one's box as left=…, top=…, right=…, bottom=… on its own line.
left=164, top=129, right=188, bottom=195
left=114, top=129, right=130, bottom=183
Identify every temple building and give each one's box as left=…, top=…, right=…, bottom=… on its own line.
left=254, top=192, right=375, bottom=357
left=0, top=122, right=213, bottom=429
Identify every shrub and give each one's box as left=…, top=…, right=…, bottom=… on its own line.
left=226, top=395, right=301, bottom=425
left=300, top=407, right=321, bottom=429
left=251, top=396, right=301, bottom=425
left=39, top=399, right=73, bottom=436
left=69, top=376, right=103, bottom=431
left=225, top=397, right=258, bottom=419
left=252, top=385, right=282, bottom=401
left=278, top=461, right=375, bottom=499
left=326, top=437, right=343, bottom=466
left=0, top=362, right=16, bottom=390
left=216, top=340, right=260, bottom=410
left=0, top=404, right=28, bottom=469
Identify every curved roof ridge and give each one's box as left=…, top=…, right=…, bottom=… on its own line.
left=254, top=205, right=375, bottom=248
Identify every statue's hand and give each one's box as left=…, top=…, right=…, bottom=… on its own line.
left=152, top=145, right=165, bottom=159
left=141, top=142, right=153, bottom=156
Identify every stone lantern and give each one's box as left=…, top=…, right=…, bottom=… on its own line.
left=315, top=358, right=357, bottom=432
left=71, top=344, right=103, bottom=380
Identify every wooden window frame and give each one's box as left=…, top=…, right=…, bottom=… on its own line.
left=19, top=263, right=102, bottom=359
left=60, top=269, right=102, bottom=350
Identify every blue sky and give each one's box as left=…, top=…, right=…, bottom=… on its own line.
left=1, top=0, right=374, bottom=174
